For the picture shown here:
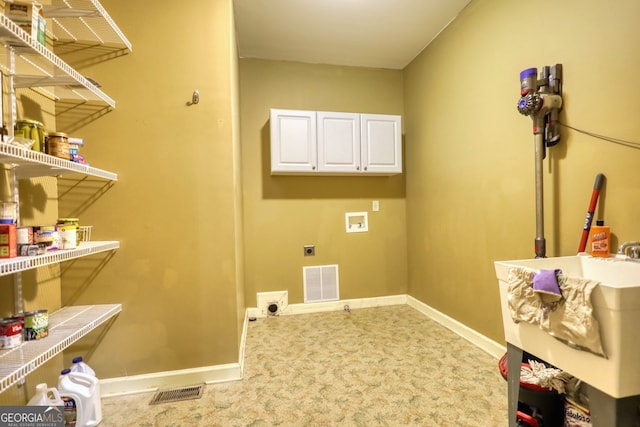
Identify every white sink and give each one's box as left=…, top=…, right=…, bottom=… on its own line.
left=494, top=255, right=640, bottom=398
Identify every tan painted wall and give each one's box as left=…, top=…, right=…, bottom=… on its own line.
left=239, top=60, right=407, bottom=306
left=404, top=0, right=640, bottom=342
left=4, top=0, right=639, bottom=404
left=52, top=0, right=242, bottom=383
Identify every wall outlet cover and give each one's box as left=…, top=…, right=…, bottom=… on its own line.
left=256, top=291, right=288, bottom=317
left=304, top=245, right=315, bottom=256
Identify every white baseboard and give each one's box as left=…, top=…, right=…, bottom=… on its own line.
left=102, top=294, right=504, bottom=397
left=238, top=308, right=249, bottom=375
left=406, top=295, right=506, bottom=359
left=100, top=363, right=242, bottom=398
left=247, top=294, right=407, bottom=318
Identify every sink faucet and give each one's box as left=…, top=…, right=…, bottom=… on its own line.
left=618, top=241, right=640, bottom=258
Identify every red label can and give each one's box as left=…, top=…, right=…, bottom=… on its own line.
left=0, top=317, right=23, bottom=348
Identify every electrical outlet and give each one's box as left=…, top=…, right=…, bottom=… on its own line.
left=304, top=245, right=315, bottom=256
left=372, top=200, right=379, bottom=211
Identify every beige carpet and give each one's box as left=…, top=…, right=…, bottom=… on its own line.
left=100, top=305, right=507, bottom=426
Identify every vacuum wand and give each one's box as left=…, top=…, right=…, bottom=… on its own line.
left=578, top=173, right=605, bottom=253
left=517, top=64, right=563, bottom=258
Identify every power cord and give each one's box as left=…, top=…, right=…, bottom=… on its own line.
left=558, top=121, right=640, bottom=149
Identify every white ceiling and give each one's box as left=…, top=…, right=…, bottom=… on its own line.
left=233, top=0, right=472, bottom=70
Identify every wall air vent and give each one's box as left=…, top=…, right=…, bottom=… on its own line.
left=303, top=264, right=339, bottom=303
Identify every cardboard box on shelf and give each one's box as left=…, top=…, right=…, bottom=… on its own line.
left=4, top=1, right=46, bottom=46
left=0, top=224, right=17, bottom=258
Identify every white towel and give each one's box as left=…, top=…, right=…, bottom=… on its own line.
left=507, top=267, right=605, bottom=357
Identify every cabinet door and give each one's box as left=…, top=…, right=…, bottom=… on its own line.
left=270, top=109, right=317, bottom=173
left=360, top=114, right=402, bottom=174
left=317, top=111, right=360, bottom=173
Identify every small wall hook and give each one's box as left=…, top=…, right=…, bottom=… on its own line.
left=187, top=90, right=199, bottom=106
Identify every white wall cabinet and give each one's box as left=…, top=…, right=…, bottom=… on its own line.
left=317, top=111, right=360, bottom=173
left=360, top=114, right=403, bottom=174
left=270, top=109, right=402, bottom=175
left=270, top=109, right=317, bottom=173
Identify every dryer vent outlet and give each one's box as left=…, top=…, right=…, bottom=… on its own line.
left=257, top=291, right=288, bottom=317
left=267, top=303, right=279, bottom=316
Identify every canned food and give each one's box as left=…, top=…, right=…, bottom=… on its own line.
left=34, top=226, right=55, bottom=243
left=33, top=226, right=59, bottom=251
left=18, top=244, right=40, bottom=256
left=0, top=317, right=22, bottom=348
left=17, top=226, right=33, bottom=245
left=23, top=309, right=48, bottom=340
left=45, top=132, right=70, bottom=160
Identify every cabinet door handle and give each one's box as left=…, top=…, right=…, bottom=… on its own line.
left=312, top=166, right=316, bottom=170
left=356, top=166, right=360, bottom=171
left=364, top=166, right=367, bottom=171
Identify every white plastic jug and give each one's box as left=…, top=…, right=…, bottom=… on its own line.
left=27, top=383, right=64, bottom=407
left=58, top=369, right=102, bottom=427
left=70, top=356, right=96, bottom=377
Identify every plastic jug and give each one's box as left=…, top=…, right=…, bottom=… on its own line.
left=70, top=356, right=96, bottom=377
left=58, top=369, right=102, bottom=427
left=27, top=383, right=64, bottom=406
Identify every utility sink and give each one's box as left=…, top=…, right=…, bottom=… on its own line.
left=494, top=254, right=640, bottom=399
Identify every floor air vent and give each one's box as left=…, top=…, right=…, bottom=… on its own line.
left=149, top=384, right=205, bottom=405
left=304, top=264, right=339, bottom=303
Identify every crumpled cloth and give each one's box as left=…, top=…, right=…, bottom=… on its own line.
left=521, top=359, right=574, bottom=394
left=507, top=267, right=606, bottom=357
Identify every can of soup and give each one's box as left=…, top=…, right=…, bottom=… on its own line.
left=0, top=317, right=22, bottom=348
left=23, top=309, right=48, bottom=340
left=17, top=226, right=33, bottom=245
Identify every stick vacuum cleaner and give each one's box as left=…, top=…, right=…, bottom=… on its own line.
left=517, top=65, right=563, bottom=258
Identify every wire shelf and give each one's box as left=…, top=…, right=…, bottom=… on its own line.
left=0, top=241, right=119, bottom=277
left=0, top=13, right=116, bottom=107
left=46, top=0, right=132, bottom=51
left=0, top=141, right=118, bottom=180
left=0, top=304, right=122, bottom=393
left=0, top=0, right=125, bottom=396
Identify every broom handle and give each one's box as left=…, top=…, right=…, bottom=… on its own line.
left=578, top=173, right=605, bottom=253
